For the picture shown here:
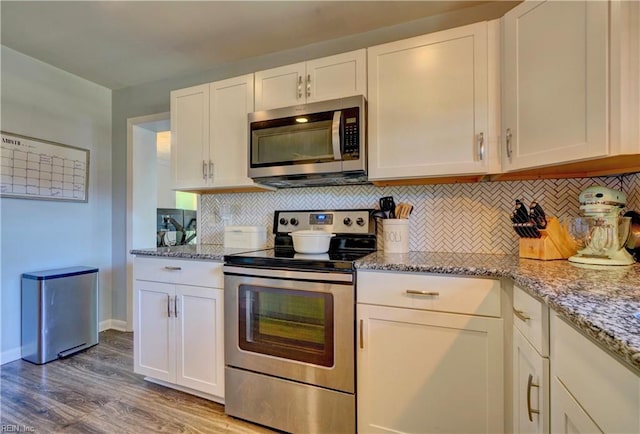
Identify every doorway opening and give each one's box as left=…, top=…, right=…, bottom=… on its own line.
left=126, top=113, right=197, bottom=330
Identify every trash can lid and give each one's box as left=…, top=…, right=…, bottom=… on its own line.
left=22, top=266, right=99, bottom=281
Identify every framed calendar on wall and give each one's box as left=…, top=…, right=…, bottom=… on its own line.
left=0, top=131, right=90, bottom=202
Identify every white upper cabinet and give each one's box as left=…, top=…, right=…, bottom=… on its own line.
left=171, top=84, right=210, bottom=189
left=502, top=0, right=640, bottom=171
left=367, top=21, right=501, bottom=181
left=254, top=49, right=367, bottom=111
left=209, top=74, right=255, bottom=188
left=171, top=74, right=261, bottom=191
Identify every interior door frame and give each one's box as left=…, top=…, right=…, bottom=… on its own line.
left=125, top=112, right=170, bottom=331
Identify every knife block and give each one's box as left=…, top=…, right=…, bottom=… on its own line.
left=519, top=217, right=577, bottom=260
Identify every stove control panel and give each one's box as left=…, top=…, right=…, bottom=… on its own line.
left=275, top=209, right=374, bottom=235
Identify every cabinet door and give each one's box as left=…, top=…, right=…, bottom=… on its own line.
left=210, top=74, right=255, bottom=188
left=305, top=49, right=366, bottom=103
left=551, top=377, right=603, bottom=434
left=513, top=328, right=549, bottom=434
left=175, top=285, right=224, bottom=398
left=170, top=84, right=210, bottom=189
left=502, top=0, right=608, bottom=171
left=357, top=303, right=504, bottom=434
left=368, top=22, right=493, bottom=180
left=134, top=280, right=174, bottom=381
left=254, top=62, right=305, bottom=111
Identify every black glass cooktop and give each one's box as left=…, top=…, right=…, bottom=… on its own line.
left=224, top=247, right=374, bottom=272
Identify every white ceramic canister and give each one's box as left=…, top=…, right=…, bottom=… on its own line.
left=383, top=219, right=410, bottom=253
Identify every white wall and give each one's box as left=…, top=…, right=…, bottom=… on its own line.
left=0, top=46, right=113, bottom=363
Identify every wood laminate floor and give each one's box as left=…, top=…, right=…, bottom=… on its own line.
left=0, top=330, right=275, bottom=433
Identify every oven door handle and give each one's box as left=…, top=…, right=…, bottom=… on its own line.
left=223, top=265, right=353, bottom=283
left=332, top=111, right=342, bottom=161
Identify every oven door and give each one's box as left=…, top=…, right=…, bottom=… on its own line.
left=224, top=266, right=354, bottom=393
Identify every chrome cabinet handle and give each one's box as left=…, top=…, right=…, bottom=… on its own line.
left=477, top=132, right=485, bottom=161
left=506, top=128, right=513, bottom=159
left=164, top=266, right=182, bottom=271
left=514, top=309, right=531, bottom=322
left=306, top=74, right=311, bottom=97
left=297, top=76, right=303, bottom=99
left=359, top=319, right=364, bottom=349
left=167, top=294, right=172, bottom=318
left=208, top=160, right=213, bottom=180
left=202, top=160, right=207, bottom=180
left=406, top=290, right=440, bottom=296
left=527, top=374, right=540, bottom=422
left=174, top=296, right=179, bottom=319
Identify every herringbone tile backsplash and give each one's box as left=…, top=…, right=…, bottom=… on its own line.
left=200, top=172, right=640, bottom=255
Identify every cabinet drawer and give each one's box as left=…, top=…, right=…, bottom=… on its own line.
left=513, top=286, right=549, bottom=356
left=357, top=270, right=501, bottom=317
left=134, top=256, right=223, bottom=288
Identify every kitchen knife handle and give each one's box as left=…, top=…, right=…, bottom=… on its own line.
left=297, top=76, right=303, bottom=99
left=306, top=74, right=311, bottom=97
left=477, top=132, right=485, bottom=161
left=506, top=128, right=513, bottom=159
left=406, top=290, right=440, bottom=296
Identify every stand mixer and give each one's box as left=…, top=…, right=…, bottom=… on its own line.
left=568, top=186, right=634, bottom=266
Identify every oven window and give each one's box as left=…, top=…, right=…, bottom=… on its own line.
left=238, top=284, right=334, bottom=367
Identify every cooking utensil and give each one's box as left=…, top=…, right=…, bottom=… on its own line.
left=288, top=230, right=336, bottom=254
left=379, top=196, right=396, bottom=219
left=394, top=202, right=413, bottom=219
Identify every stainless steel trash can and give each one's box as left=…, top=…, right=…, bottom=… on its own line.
left=21, top=266, right=99, bottom=364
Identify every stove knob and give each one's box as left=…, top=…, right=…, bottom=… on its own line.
left=279, top=218, right=289, bottom=226
left=290, top=218, right=299, bottom=226
left=343, top=217, right=352, bottom=226
left=356, top=217, right=366, bottom=226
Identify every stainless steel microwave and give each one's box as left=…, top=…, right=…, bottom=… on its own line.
left=248, top=95, right=367, bottom=188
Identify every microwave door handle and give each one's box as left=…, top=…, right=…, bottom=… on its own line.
left=332, top=111, right=342, bottom=160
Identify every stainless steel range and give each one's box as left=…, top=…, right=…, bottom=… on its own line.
left=223, top=209, right=376, bottom=434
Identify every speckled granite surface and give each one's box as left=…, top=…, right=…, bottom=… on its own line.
left=129, top=244, right=266, bottom=261
left=356, top=251, right=640, bottom=374
left=132, top=246, right=640, bottom=374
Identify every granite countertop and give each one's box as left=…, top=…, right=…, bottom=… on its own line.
left=129, top=244, right=264, bottom=261
left=356, top=251, right=640, bottom=374
left=132, top=245, right=640, bottom=373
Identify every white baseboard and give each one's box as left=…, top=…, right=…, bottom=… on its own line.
left=1, top=347, right=21, bottom=365
left=1, top=319, right=129, bottom=366
left=99, top=319, right=129, bottom=332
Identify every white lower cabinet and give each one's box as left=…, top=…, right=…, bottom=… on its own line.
left=356, top=270, right=504, bottom=433
left=134, top=257, right=224, bottom=401
left=512, top=286, right=549, bottom=434
left=550, top=312, right=640, bottom=434
left=513, top=328, right=549, bottom=434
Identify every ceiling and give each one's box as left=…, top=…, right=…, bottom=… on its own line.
left=1, top=1, right=496, bottom=90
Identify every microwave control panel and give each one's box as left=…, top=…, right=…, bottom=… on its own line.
left=342, top=107, right=360, bottom=160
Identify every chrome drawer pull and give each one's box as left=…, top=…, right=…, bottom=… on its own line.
left=164, top=266, right=182, bottom=271
left=514, top=309, right=531, bottom=322
left=527, top=374, right=540, bottom=422
left=406, top=290, right=440, bottom=296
